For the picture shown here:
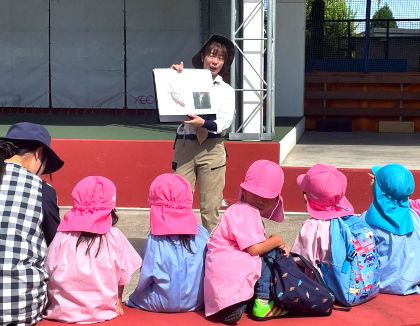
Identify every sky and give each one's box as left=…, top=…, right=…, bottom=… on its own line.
left=351, top=0, right=420, bottom=26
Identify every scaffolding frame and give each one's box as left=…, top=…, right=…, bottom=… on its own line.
left=229, top=0, right=276, bottom=141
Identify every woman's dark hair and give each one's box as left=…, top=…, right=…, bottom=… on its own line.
left=76, top=209, right=119, bottom=257
left=166, top=234, right=194, bottom=254
left=0, top=139, right=42, bottom=181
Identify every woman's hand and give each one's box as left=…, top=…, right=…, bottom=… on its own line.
left=184, top=114, right=205, bottom=128
left=171, top=61, right=184, bottom=73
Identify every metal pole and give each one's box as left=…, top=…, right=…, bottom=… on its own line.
left=266, top=0, right=275, bottom=135
left=123, top=0, right=127, bottom=109
left=385, top=19, right=390, bottom=60
left=364, top=0, right=372, bottom=74
left=347, top=20, right=351, bottom=58
left=230, top=0, right=237, bottom=134
left=48, top=0, right=52, bottom=109
left=271, top=0, right=276, bottom=135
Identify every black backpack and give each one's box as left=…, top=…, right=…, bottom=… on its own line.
left=264, top=248, right=334, bottom=316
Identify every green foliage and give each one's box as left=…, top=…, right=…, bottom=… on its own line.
left=306, top=0, right=357, bottom=57
left=306, top=0, right=356, bottom=22
left=306, top=0, right=356, bottom=36
left=371, top=4, right=398, bottom=28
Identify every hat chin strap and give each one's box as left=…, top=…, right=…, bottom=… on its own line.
left=35, top=148, right=47, bottom=176
left=264, top=197, right=280, bottom=220
left=35, top=158, right=45, bottom=176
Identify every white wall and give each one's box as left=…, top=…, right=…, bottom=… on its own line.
left=275, top=0, right=306, bottom=117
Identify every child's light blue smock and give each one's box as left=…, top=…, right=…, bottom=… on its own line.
left=126, top=224, right=209, bottom=312
left=360, top=209, right=420, bottom=295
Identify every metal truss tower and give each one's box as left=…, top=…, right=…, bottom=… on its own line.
left=229, top=0, right=276, bottom=140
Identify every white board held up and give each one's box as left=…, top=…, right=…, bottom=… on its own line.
left=153, top=68, right=216, bottom=122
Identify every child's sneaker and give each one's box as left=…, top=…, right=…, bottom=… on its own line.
left=251, top=298, right=288, bottom=321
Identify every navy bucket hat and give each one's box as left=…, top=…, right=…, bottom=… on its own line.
left=1, top=122, right=64, bottom=174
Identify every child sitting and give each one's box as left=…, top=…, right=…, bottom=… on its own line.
left=126, top=173, right=209, bottom=312
left=291, top=164, right=355, bottom=274
left=204, top=160, right=289, bottom=324
left=44, top=176, right=142, bottom=323
left=360, top=164, right=420, bottom=295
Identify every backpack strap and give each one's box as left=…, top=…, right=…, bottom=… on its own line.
left=290, top=252, right=325, bottom=283
left=332, top=217, right=357, bottom=275
left=341, top=247, right=356, bottom=274
left=333, top=305, right=352, bottom=312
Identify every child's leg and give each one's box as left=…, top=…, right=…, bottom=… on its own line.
left=254, top=249, right=276, bottom=299
left=252, top=249, right=288, bottom=320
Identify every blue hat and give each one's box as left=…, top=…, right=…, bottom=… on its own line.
left=1, top=122, right=64, bottom=174
left=366, top=164, right=414, bottom=235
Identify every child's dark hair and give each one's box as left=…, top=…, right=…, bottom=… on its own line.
left=76, top=209, right=119, bottom=257
left=0, top=139, right=42, bottom=181
left=166, top=235, right=194, bottom=254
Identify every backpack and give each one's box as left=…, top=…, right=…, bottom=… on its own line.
left=265, top=248, right=334, bottom=316
left=321, top=215, right=380, bottom=306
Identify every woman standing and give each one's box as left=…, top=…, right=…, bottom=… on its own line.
left=171, top=34, right=235, bottom=232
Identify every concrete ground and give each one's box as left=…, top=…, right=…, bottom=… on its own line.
left=58, top=207, right=308, bottom=301
left=282, top=130, right=420, bottom=169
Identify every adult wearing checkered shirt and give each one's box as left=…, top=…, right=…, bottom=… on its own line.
left=0, top=122, right=64, bottom=326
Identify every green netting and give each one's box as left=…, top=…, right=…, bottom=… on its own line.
left=305, top=0, right=420, bottom=72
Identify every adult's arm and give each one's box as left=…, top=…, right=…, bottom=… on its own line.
left=41, top=181, right=60, bottom=246
left=213, top=82, right=235, bottom=133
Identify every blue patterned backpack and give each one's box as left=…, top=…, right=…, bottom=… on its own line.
left=265, top=248, right=335, bottom=316
left=321, top=215, right=380, bottom=306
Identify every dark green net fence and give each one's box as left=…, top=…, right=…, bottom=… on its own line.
left=305, top=0, right=420, bottom=72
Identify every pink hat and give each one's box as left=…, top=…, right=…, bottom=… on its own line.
left=149, top=173, right=198, bottom=235
left=240, top=160, right=285, bottom=222
left=58, top=176, right=116, bottom=234
left=297, top=164, right=354, bottom=220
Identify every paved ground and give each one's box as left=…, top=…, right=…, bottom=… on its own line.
left=282, top=130, right=420, bottom=169
left=58, top=207, right=308, bottom=301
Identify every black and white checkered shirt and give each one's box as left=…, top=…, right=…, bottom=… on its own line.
left=0, top=163, right=48, bottom=325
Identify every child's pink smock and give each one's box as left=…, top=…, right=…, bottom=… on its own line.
left=44, top=227, right=142, bottom=323
left=291, top=218, right=331, bottom=274
left=204, top=202, right=266, bottom=316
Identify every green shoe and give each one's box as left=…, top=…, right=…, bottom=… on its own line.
left=251, top=298, right=288, bottom=321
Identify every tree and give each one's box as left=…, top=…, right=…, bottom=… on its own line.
left=306, top=0, right=356, bottom=25
left=306, top=0, right=357, bottom=57
left=371, top=4, right=398, bottom=28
